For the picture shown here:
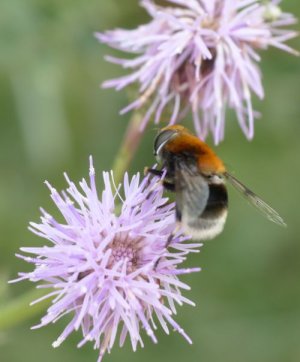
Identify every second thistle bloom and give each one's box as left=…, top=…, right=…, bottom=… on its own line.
left=12, top=157, right=201, bottom=362
left=97, top=0, right=298, bottom=143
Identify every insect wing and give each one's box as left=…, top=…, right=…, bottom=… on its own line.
left=175, top=160, right=209, bottom=226
left=224, top=172, right=286, bottom=227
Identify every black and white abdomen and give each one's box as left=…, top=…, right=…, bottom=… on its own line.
left=179, top=180, right=228, bottom=240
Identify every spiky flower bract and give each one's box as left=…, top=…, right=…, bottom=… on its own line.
left=97, top=0, right=298, bottom=144
left=12, top=157, right=201, bottom=361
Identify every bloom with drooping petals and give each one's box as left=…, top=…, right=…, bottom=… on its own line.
left=11, top=157, right=201, bottom=362
left=97, top=0, right=298, bottom=144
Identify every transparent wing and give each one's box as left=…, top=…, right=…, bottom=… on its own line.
left=224, top=172, right=286, bottom=227
left=175, top=160, right=209, bottom=222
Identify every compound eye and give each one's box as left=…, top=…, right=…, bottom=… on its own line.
left=154, top=129, right=177, bottom=157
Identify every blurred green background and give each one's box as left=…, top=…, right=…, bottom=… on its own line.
left=0, top=0, right=300, bottom=361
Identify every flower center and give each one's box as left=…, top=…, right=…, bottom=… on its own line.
left=109, top=233, right=141, bottom=274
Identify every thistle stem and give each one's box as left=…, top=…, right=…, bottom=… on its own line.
left=0, top=289, right=50, bottom=330
left=112, top=111, right=143, bottom=185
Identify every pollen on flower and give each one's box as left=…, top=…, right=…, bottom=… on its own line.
left=12, top=157, right=202, bottom=361
left=97, top=0, right=298, bottom=144
left=107, top=233, right=141, bottom=273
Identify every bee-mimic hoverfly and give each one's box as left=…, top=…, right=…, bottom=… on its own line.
left=146, top=125, right=286, bottom=240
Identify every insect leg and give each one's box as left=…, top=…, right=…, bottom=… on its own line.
left=162, top=179, right=175, bottom=192
left=144, top=167, right=164, bottom=177
left=154, top=225, right=180, bottom=270
left=145, top=167, right=175, bottom=191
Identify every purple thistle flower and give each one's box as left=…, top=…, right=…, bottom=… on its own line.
left=11, top=157, right=201, bottom=362
left=97, top=0, right=298, bottom=144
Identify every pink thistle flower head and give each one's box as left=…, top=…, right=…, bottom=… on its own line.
left=97, top=0, right=298, bottom=144
left=11, top=157, right=201, bottom=362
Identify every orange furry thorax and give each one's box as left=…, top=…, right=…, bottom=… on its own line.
left=164, top=128, right=226, bottom=175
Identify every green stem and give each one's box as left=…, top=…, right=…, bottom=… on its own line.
left=2, top=111, right=144, bottom=330
left=0, top=288, right=50, bottom=330
left=112, top=111, right=143, bottom=185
